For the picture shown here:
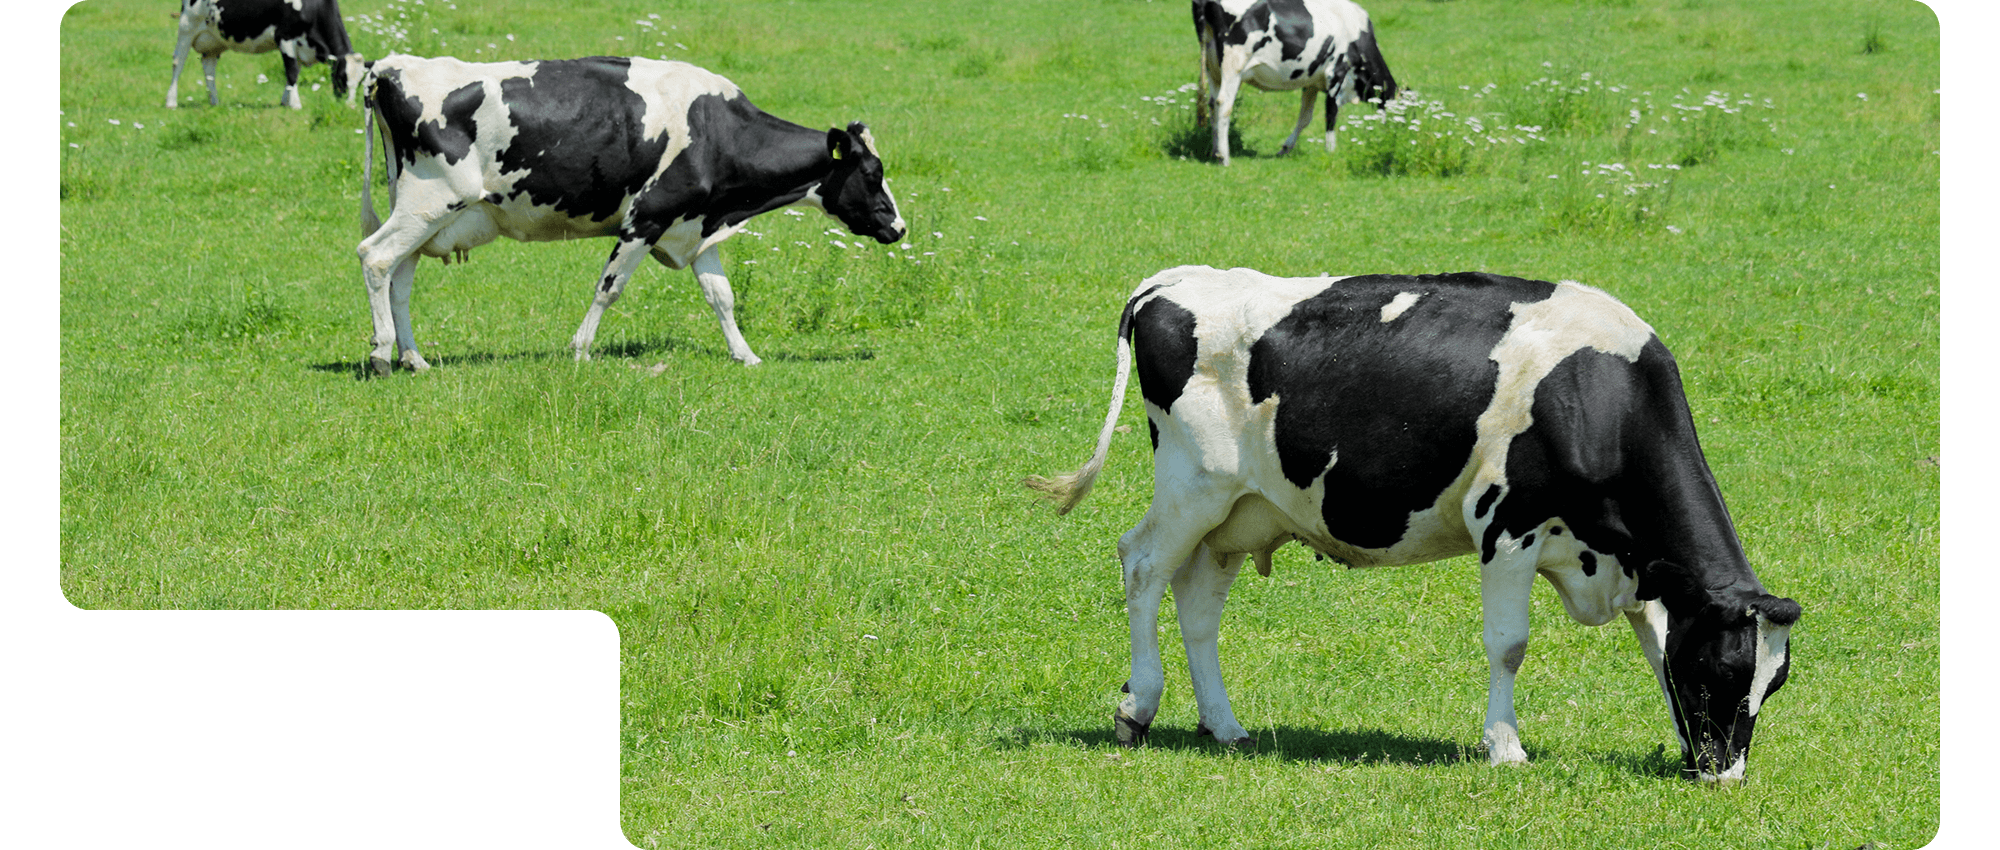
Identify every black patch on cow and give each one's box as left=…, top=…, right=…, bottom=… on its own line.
left=494, top=57, right=671, bottom=224
left=1474, top=484, right=1501, bottom=519
left=1483, top=336, right=1749, bottom=582
left=1245, top=273, right=1554, bottom=550
left=1264, top=0, right=1317, bottom=62
left=1307, top=35, right=1338, bottom=76
left=1550, top=525, right=1563, bottom=536
left=1131, top=295, right=1200, bottom=416
left=1521, top=533, right=1535, bottom=549
left=1148, top=419, right=1160, bottom=452
left=1579, top=550, right=1598, bottom=576
left=213, top=0, right=352, bottom=59
left=374, top=73, right=483, bottom=167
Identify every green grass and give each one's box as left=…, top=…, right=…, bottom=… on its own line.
left=60, top=0, right=1938, bottom=847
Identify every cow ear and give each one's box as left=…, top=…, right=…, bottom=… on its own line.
left=827, top=128, right=852, bottom=160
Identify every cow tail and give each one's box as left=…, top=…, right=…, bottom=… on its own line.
left=359, top=67, right=382, bottom=238
left=1024, top=292, right=1140, bottom=515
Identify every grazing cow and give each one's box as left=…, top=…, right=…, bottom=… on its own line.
left=166, top=0, right=365, bottom=109
left=1192, top=0, right=1396, bottom=165
left=355, top=54, right=907, bottom=375
left=1028, top=266, right=1801, bottom=783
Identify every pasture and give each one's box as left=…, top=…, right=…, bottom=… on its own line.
left=58, top=0, right=1939, bottom=846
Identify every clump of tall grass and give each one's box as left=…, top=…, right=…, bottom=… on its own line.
left=1541, top=160, right=1682, bottom=234
left=1337, top=88, right=1547, bottom=177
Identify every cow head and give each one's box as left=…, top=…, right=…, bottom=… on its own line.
left=820, top=123, right=907, bottom=244
left=1643, top=560, right=1802, bottom=783
left=336, top=53, right=368, bottom=104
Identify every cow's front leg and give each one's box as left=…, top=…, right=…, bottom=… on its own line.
left=1174, top=546, right=1249, bottom=745
left=1277, top=89, right=1316, bottom=156
left=1323, top=98, right=1342, bottom=154
left=570, top=236, right=656, bottom=360
left=1478, top=550, right=1538, bottom=765
left=691, top=247, right=761, bottom=365
left=279, top=51, right=304, bottom=109
left=1625, top=600, right=1687, bottom=758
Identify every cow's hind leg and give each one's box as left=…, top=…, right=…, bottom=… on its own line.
left=1174, top=545, right=1250, bottom=745
left=1210, top=51, right=1248, bottom=166
left=570, top=236, right=658, bottom=361
left=1277, top=89, right=1317, bottom=156
left=165, top=20, right=197, bottom=107
left=1115, top=501, right=1230, bottom=746
left=201, top=53, right=221, bottom=107
left=357, top=211, right=444, bottom=375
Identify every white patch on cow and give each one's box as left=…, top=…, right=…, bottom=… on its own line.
left=1697, top=754, right=1747, bottom=785
left=1469, top=280, right=1655, bottom=499
left=1379, top=290, right=1422, bottom=322
left=1746, top=614, right=1791, bottom=717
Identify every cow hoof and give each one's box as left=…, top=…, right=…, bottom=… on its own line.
left=369, top=356, right=394, bottom=377
left=1196, top=723, right=1253, bottom=748
left=1113, top=709, right=1150, bottom=747
left=401, top=352, right=432, bottom=373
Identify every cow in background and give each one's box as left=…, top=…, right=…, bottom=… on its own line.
left=1193, top=0, right=1396, bottom=165
left=356, top=54, right=906, bottom=375
left=166, top=0, right=365, bottom=109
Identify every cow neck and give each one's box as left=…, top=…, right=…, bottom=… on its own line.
left=707, top=112, right=834, bottom=224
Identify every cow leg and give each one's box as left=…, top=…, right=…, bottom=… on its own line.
left=1277, top=89, right=1316, bottom=156
left=279, top=50, right=303, bottom=109
left=357, top=211, right=444, bottom=375
left=689, top=246, right=762, bottom=365
left=1115, top=501, right=1228, bottom=746
left=1174, top=545, right=1249, bottom=745
left=1324, top=95, right=1342, bottom=153
left=201, top=53, right=221, bottom=107
left=569, top=236, right=657, bottom=361
left=1208, top=70, right=1240, bottom=166
left=165, top=20, right=197, bottom=108
left=1210, top=62, right=1245, bottom=166
left=1478, top=548, right=1538, bottom=765
left=388, top=256, right=429, bottom=372
left=1625, top=600, right=1688, bottom=756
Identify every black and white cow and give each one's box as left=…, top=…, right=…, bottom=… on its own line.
left=1029, top=266, right=1802, bottom=783
left=1192, top=0, right=1396, bottom=165
left=166, top=0, right=365, bottom=109
left=355, top=54, right=907, bottom=375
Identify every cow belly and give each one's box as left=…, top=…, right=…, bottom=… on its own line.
left=419, top=207, right=503, bottom=259
left=1243, top=63, right=1316, bottom=92
left=194, top=29, right=278, bottom=56
left=1202, top=494, right=1297, bottom=556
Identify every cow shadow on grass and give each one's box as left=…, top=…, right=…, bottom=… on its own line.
left=306, top=336, right=874, bottom=379
left=1009, top=724, right=1474, bottom=767
left=1010, top=725, right=1684, bottom=778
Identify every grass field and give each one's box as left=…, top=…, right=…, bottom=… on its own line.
left=58, top=0, right=1940, bottom=846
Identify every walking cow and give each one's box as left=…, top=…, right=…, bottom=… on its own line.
left=1193, top=0, right=1396, bottom=165
left=1028, top=266, right=1801, bottom=784
left=165, top=0, right=365, bottom=109
left=355, top=54, right=907, bottom=375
